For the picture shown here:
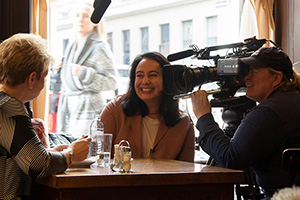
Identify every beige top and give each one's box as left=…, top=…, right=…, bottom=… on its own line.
left=142, top=116, right=159, bottom=158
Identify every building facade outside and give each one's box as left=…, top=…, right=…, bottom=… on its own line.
left=50, top=0, right=243, bottom=66
left=103, top=0, right=243, bottom=66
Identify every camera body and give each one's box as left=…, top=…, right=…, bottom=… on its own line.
left=217, top=58, right=239, bottom=75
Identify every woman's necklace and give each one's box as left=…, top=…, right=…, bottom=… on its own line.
left=147, top=112, right=160, bottom=119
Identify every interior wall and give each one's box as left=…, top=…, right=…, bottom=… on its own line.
left=289, top=0, right=300, bottom=73
left=274, top=0, right=300, bottom=73
left=274, top=0, right=289, bottom=52
left=0, top=0, right=30, bottom=41
left=0, top=0, right=32, bottom=117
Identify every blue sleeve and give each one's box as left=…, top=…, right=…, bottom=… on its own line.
left=196, top=106, right=282, bottom=169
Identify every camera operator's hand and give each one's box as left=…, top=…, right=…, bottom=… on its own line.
left=191, top=90, right=211, bottom=119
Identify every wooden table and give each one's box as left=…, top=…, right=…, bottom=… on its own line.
left=31, top=159, right=245, bottom=200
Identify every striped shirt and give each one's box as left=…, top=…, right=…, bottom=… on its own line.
left=0, top=92, right=68, bottom=200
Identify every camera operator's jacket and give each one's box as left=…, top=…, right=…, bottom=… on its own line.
left=196, top=87, right=300, bottom=196
left=100, top=95, right=195, bottom=162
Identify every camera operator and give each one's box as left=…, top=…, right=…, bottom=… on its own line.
left=191, top=46, right=300, bottom=197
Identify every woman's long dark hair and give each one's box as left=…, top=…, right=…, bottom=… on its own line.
left=121, top=52, right=180, bottom=127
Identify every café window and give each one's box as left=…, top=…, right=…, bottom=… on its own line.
left=46, top=0, right=257, bottom=163
left=107, top=32, right=113, bottom=52
left=206, top=16, right=218, bottom=46
left=123, top=29, right=130, bottom=65
left=182, top=20, right=193, bottom=49
left=141, top=26, right=149, bottom=53
left=181, top=20, right=193, bottom=66
left=159, top=23, right=169, bottom=56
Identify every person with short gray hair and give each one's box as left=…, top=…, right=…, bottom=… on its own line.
left=0, top=33, right=91, bottom=199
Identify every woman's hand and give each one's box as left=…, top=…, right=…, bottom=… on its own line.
left=71, top=63, right=83, bottom=76
left=53, top=144, right=69, bottom=152
left=68, top=137, right=91, bottom=162
left=191, top=90, right=212, bottom=119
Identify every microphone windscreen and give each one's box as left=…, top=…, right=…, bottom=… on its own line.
left=167, top=49, right=194, bottom=62
left=90, top=0, right=111, bottom=24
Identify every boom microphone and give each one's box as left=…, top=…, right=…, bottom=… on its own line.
left=90, top=0, right=111, bottom=24
left=167, top=49, right=194, bottom=62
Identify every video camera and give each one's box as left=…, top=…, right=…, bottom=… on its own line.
left=163, top=37, right=270, bottom=137
left=163, top=37, right=268, bottom=104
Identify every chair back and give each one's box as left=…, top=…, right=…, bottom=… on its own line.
left=282, top=148, right=300, bottom=187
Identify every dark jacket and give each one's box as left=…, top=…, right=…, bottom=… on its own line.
left=196, top=88, right=300, bottom=196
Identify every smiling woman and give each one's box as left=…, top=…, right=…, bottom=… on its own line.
left=100, top=52, right=195, bottom=162
left=134, top=58, right=163, bottom=110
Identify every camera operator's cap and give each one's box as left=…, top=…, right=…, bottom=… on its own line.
left=240, top=47, right=293, bottom=79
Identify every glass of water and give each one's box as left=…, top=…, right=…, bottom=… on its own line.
left=96, top=133, right=112, bottom=168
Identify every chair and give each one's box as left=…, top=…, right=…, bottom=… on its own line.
left=31, top=118, right=50, bottom=148
left=206, top=158, right=264, bottom=200
left=235, top=168, right=265, bottom=200
left=282, top=148, right=300, bottom=187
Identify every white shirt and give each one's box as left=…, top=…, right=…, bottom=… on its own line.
left=141, top=116, right=160, bottom=158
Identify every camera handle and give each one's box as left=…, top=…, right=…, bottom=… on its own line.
left=172, top=89, right=222, bottom=100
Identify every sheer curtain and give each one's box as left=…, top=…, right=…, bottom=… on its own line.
left=32, top=0, right=49, bottom=125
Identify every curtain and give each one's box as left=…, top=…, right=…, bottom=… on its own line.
left=32, top=0, right=49, bottom=125
left=240, top=0, right=275, bottom=46
left=249, top=0, right=275, bottom=46
left=239, top=0, right=258, bottom=41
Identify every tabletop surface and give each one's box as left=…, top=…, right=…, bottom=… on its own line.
left=34, top=159, right=245, bottom=188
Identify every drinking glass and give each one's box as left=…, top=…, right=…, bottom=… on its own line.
left=96, top=133, right=112, bottom=168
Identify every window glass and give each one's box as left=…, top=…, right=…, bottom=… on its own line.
left=182, top=20, right=193, bottom=66
left=107, top=32, right=113, bottom=52
left=183, top=20, right=193, bottom=49
left=207, top=16, right=218, bottom=46
left=159, top=24, right=170, bottom=56
left=123, top=30, right=130, bottom=65
left=141, top=27, right=149, bottom=53
left=49, top=0, right=246, bottom=162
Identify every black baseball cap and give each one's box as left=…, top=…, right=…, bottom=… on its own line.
left=239, top=47, right=293, bottom=79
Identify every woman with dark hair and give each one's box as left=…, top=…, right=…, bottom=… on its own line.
left=101, top=52, right=195, bottom=162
